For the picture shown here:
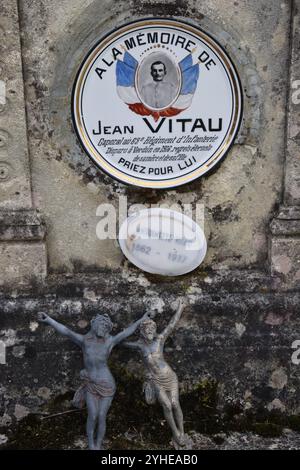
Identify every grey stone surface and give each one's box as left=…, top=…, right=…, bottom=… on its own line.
left=0, top=241, right=47, bottom=287
left=18, top=0, right=290, bottom=271
left=0, top=274, right=300, bottom=449
left=269, top=1, right=300, bottom=289
left=270, top=237, right=300, bottom=288
left=284, top=0, right=300, bottom=205
left=0, top=208, right=47, bottom=286
left=15, top=430, right=300, bottom=450
left=0, top=1, right=47, bottom=287
left=0, top=0, right=32, bottom=209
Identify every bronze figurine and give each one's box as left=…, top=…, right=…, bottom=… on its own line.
left=38, top=311, right=149, bottom=450
left=124, top=299, right=187, bottom=446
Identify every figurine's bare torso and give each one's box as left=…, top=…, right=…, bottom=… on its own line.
left=82, top=334, right=116, bottom=388
left=139, top=337, right=176, bottom=383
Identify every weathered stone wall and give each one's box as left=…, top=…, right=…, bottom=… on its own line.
left=0, top=0, right=300, bottom=450
left=18, top=0, right=291, bottom=271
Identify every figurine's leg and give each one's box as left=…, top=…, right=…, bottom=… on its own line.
left=157, top=389, right=180, bottom=442
left=95, top=395, right=114, bottom=450
left=86, top=391, right=99, bottom=450
left=170, top=389, right=184, bottom=437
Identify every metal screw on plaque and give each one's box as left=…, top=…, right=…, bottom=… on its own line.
left=37, top=310, right=149, bottom=450
left=124, top=299, right=187, bottom=447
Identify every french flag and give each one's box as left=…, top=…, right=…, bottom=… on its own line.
left=116, top=51, right=199, bottom=121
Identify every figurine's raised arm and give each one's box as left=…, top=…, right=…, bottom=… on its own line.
left=38, top=312, right=83, bottom=347
left=111, top=312, right=149, bottom=347
left=159, top=299, right=186, bottom=342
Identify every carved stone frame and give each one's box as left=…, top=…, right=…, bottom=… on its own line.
left=269, top=1, right=300, bottom=289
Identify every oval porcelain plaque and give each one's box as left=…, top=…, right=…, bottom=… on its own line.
left=72, top=18, right=243, bottom=188
left=118, top=208, right=207, bottom=276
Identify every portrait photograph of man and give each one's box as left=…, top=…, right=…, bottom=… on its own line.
left=137, top=52, right=181, bottom=110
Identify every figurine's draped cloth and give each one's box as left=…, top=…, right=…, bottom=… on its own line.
left=73, top=370, right=115, bottom=408
left=144, top=369, right=178, bottom=404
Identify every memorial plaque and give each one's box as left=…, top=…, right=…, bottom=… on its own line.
left=118, top=208, right=207, bottom=275
left=72, top=19, right=243, bottom=188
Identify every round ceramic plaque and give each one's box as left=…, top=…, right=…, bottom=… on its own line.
left=118, top=208, right=207, bottom=276
left=72, top=18, right=243, bottom=188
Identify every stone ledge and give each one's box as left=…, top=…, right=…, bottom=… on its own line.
left=269, top=205, right=300, bottom=288
left=270, top=205, right=300, bottom=236
left=0, top=209, right=47, bottom=287
left=270, top=219, right=300, bottom=236
left=0, top=209, right=46, bottom=241
left=0, top=267, right=296, bottom=297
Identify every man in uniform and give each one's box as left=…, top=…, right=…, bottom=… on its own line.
left=141, top=61, right=176, bottom=109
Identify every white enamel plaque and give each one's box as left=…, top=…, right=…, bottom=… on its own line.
left=73, top=19, right=243, bottom=188
left=118, top=208, right=207, bottom=276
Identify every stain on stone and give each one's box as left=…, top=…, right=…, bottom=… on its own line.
left=12, top=346, right=25, bottom=358
left=29, top=79, right=48, bottom=101
left=24, top=345, right=37, bottom=360
left=267, top=398, right=286, bottom=413
left=235, top=322, right=246, bottom=338
left=269, top=368, right=288, bottom=390
left=210, top=204, right=239, bottom=223
left=14, top=404, right=30, bottom=421
left=55, top=149, right=62, bottom=161
left=37, top=387, right=51, bottom=401
left=252, top=385, right=274, bottom=402
left=131, top=0, right=204, bottom=19
left=264, top=312, right=284, bottom=326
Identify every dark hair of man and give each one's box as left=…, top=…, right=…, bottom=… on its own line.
left=151, top=61, right=166, bottom=73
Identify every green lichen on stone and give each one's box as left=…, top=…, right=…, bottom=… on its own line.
left=251, top=422, right=282, bottom=438
left=288, top=415, right=300, bottom=431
